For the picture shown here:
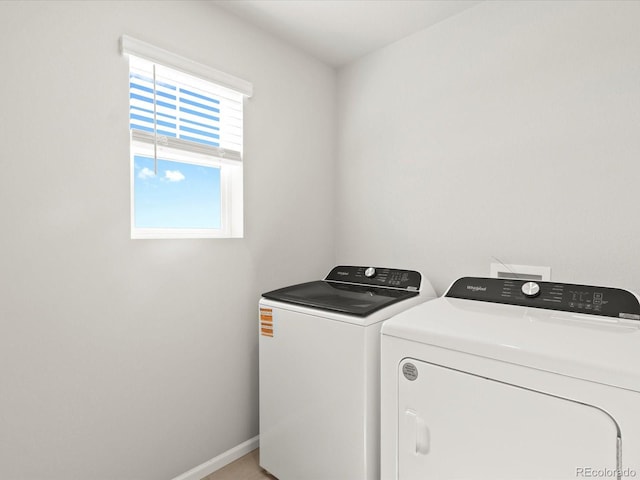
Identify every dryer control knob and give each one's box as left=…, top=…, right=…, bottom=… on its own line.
left=364, top=267, right=376, bottom=278
left=522, top=281, right=541, bottom=298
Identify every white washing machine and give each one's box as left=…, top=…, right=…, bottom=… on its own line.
left=259, top=266, right=436, bottom=480
left=381, top=276, right=640, bottom=480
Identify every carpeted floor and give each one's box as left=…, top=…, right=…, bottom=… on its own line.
left=201, top=449, right=276, bottom=480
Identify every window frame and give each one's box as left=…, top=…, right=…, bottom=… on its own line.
left=121, top=36, right=250, bottom=240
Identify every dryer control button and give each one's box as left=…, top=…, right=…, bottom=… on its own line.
left=522, top=281, right=541, bottom=298
left=364, top=267, right=376, bottom=278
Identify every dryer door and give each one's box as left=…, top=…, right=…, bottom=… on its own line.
left=398, top=359, right=620, bottom=480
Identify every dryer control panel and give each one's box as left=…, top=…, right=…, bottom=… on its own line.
left=446, top=277, right=640, bottom=320
left=325, top=266, right=422, bottom=291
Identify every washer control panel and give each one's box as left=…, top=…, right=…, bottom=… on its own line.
left=446, top=277, right=640, bottom=320
left=325, top=266, right=421, bottom=291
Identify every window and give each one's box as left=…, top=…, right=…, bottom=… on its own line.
left=120, top=36, right=252, bottom=238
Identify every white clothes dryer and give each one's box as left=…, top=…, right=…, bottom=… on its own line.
left=259, top=266, right=436, bottom=480
left=381, top=277, right=640, bottom=480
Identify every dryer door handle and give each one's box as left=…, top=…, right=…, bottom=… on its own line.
left=405, top=409, right=430, bottom=455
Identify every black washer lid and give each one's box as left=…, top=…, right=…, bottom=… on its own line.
left=261, top=280, right=418, bottom=317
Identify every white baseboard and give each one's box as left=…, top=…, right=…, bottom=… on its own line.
left=171, top=435, right=260, bottom=480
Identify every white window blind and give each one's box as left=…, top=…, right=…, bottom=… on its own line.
left=123, top=38, right=248, bottom=163
left=120, top=35, right=252, bottom=96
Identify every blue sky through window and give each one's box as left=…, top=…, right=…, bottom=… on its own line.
left=134, top=155, right=221, bottom=229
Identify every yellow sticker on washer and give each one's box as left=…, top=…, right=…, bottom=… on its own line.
left=260, top=307, right=273, bottom=337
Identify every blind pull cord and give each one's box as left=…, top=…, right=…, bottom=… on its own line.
left=153, top=63, right=158, bottom=175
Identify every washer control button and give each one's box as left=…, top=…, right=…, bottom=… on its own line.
left=364, top=267, right=376, bottom=278
left=522, top=281, right=541, bottom=298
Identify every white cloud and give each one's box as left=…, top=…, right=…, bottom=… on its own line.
left=165, top=170, right=186, bottom=182
left=138, top=167, right=156, bottom=179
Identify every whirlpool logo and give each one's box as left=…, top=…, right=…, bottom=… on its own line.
left=467, top=285, right=487, bottom=292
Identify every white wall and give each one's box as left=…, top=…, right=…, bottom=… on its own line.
left=336, top=0, right=640, bottom=295
left=0, top=1, right=335, bottom=479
